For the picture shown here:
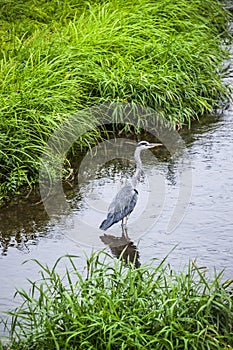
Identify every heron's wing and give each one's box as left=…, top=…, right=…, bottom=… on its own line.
left=108, top=184, right=138, bottom=221
left=108, top=184, right=136, bottom=212
left=100, top=184, right=138, bottom=230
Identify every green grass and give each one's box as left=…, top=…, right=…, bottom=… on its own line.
left=1, top=251, right=233, bottom=349
left=0, top=0, right=231, bottom=204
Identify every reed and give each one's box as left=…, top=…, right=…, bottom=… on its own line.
left=1, top=251, right=233, bottom=349
left=0, top=0, right=231, bottom=204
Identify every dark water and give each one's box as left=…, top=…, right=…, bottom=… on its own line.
left=1, top=64, right=233, bottom=340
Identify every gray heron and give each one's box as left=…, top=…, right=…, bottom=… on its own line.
left=99, top=140, right=162, bottom=230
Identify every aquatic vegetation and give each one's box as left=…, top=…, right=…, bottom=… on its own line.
left=1, top=251, right=233, bottom=349
left=0, top=0, right=231, bottom=204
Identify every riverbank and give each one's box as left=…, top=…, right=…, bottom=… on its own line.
left=1, top=251, right=232, bottom=349
left=0, top=0, right=231, bottom=206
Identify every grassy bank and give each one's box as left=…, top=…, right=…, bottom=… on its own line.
left=1, top=251, right=233, bottom=349
left=0, top=0, right=231, bottom=204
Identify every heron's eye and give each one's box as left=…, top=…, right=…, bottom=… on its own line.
left=137, top=141, right=148, bottom=147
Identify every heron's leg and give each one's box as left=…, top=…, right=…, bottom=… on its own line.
left=124, top=226, right=129, bottom=239
left=121, top=223, right=130, bottom=242
left=121, top=216, right=128, bottom=229
left=121, top=221, right=126, bottom=236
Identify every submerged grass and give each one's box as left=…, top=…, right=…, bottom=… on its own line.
left=1, top=251, right=233, bottom=349
left=0, top=0, right=231, bottom=204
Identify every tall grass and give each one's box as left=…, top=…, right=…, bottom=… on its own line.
left=2, top=251, right=233, bottom=349
left=0, top=0, right=231, bottom=204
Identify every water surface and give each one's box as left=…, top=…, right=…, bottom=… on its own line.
left=1, top=58, right=233, bottom=340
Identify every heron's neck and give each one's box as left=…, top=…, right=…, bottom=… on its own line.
left=132, top=148, right=143, bottom=187
left=134, top=147, right=142, bottom=169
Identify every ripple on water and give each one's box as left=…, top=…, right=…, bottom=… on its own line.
left=1, top=62, right=233, bottom=338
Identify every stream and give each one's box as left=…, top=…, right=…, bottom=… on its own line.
left=1, top=52, right=233, bottom=341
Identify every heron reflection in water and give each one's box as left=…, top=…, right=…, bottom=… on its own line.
left=100, top=226, right=141, bottom=268
left=99, top=141, right=162, bottom=230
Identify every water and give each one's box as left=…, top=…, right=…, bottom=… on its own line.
left=1, top=62, right=233, bottom=341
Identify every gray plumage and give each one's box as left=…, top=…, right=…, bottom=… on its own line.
left=99, top=185, right=138, bottom=230
left=99, top=141, right=162, bottom=230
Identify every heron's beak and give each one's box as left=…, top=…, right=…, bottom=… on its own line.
left=148, top=143, right=163, bottom=148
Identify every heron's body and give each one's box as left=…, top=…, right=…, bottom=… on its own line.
left=99, top=141, right=161, bottom=230
left=99, top=184, right=138, bottom=230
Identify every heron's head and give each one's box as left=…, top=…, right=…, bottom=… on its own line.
left=136, top=140, right=162, bottom=150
